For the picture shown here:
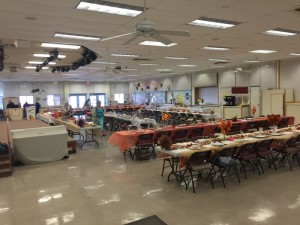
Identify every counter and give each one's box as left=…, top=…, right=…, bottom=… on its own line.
left=223, top=105, right=249, bottom=119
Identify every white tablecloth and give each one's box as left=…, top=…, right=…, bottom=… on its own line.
left=11, top=125, right=68, bottom=164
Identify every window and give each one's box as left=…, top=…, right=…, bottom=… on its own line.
left=69, top=94, right=86, bottom=108
left=47, top=95, right=61, bottom=106
left=90, top=93, right=106, bottom=107
left=19, top=96, right=34, bottom=107
left=0, top=96, right=3, bottom=109
left=114, top=93, right=124, bottom=103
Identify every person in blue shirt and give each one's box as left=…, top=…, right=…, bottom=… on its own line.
left=92, top=100, right=105, bottom=136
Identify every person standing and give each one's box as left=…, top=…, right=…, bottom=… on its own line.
left=63, top=102, right=73, bottom=118
left=92, top=100, right=105, bottom=136
left=83, top=99, right=91, bottom=109
left=35, top=98, right=41, bottom=115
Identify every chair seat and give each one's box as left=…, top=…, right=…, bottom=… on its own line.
left=239, top=153, right=257, bottom=161
left=258, top=149, right=273, bottom=157
left=190, top=162, right=211, bottom=171
left=286, top=147, right=300, bottom=154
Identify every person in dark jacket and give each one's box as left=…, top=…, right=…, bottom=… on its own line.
left=35, top=98, right=41, bottom=115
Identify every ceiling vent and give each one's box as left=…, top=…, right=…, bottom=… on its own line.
left=294, top=6, right=300, bottom=12
left=10, top=66, right=18, bottom=72
left=214, top=61, right=229, bottom=65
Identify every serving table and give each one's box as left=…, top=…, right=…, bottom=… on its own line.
left=52, top=118, right=101, bottom=148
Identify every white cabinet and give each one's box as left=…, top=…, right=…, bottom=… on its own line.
left=223, top=105, right=249, bottom=119
left=262, top=89, right=293, bottom=116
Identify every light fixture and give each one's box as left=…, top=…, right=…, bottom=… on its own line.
left=208, top=58, right=229, bottom=62
left=139, top=63, right=159, bottom=66
left=165, top=56, right=188, bottom=60
left=111, top=53, right=139, bottom=57
left=126, top=75, right=139, bottom=77
left=25, top=66, right=49, bottom=69
left=76, top=1, right=143, bottom=17
left=203, top=46, right=230, bottom=51
left=211, top=65, right=225, bottom=68
left=41, top=43, right=81, bottom=49
left=178, top=64, right=197, bottom=67
left=245, top=60, right=260, bottom=63
left=54, top=32, right=101, bottom=41
left=188, top=17, right=239, bottom=29
left=157, top=69, right=172, bottom=71
left=249, top=50, right=277, bottom=54
left=139, top=41, right=177, bottom=47
left=122, top=68, right=138, bottom=71
left=289, top=52, right=300, bottom=56
left=263, top=28, right=298, bottom=37
left=34, top=53, right=66, bottom=59
left=29, top=61, right=56, bottom=65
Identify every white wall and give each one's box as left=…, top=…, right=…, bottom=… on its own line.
left=172, top=74, right=192, bottom=90
left=280, top=60, right=300, bottom=101
left=192, top=73, right=217, bottom=87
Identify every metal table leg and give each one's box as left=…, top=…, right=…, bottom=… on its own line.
left=81, top=129, right=99, bottom=148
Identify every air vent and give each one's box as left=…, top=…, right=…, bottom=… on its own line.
left=10, top=66, right=18, bottom=72
left=214, top=61, right=229, bottom=65
left=294, top=6, right=300, bottom=12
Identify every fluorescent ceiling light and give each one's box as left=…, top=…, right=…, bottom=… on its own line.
left=211, top=65, right=225, bottom=68
left=34, top=53, right=66, bottom=59
left=54, top=32, right=101, bottom=41
left=61, top=74, right=79, bottom=76
left=76, top=1, right=143, bottom=17
left=165, top=56, right=188, bottom=60
left=208, top=58, right=229, bottom=62
left=289, top=52, right=300, bottom=56
left=41, top=43, right=81, bottom=49
left=263, top=29, right=298, bottom=37
left=126, top=75, right=139, bottom=77
left=245, top=60, right=260, bottom=63
left=139, top=63, right=159, bottom=66
left=111, top=53, right=139, bottom=57
left=249, top=50, right=277, bottom=54
left=157, top=69, right=172, bottom=72
left=122, top=68, right=138, bottom=71
left=29, top=61, right=56, bottom=65
left=203, top=46, right=230, bottom=51
left=25, top=66, right=49, bottom=69
left=139, top=41, right=177, bottom=47
left=188, top=17, right=239, bottom=29
left=178, top=64, right=197, bottom=67
left=92, top=61, right=116, bottom=64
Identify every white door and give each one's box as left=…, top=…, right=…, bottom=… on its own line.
left=271, top=94, right=283, bottom=115
left=250, top=86, right=260, bottom=116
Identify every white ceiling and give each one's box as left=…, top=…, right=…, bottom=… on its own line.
left=1, top=0, right=300, bottom=82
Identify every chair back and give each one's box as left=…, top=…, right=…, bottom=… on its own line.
left=218, top=146, right=237, bottom=158
left=245, top=121, right=257, bottom=132
left=212, top=146, right=237, bottom=165
left=189, top=127, right=204, bottom=140
left=155, top=131, right=172, bottom=143
left=257, top=139, right=273, bottom=151
left=136, top=133, right=153, bottom=145
left=239, top=142, right=257, bottom=155
left=228, top=123, right=241, bottom=135
left=189, top=150, right=212, bottom=165
left=286, top=137, right=297, bottom=147
left=173, top=129, right=188, bottom=143
left=278, top=117, right=290, bottom=128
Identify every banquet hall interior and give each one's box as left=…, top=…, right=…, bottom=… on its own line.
left=2, top=0, right=300, bottom=225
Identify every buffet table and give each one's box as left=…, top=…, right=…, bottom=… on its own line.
left=52, top=118, right=101, bottom=148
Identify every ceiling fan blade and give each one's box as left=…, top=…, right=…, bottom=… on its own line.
left=156, top=29, right=190, bottom=37
left=101, top=32, right=135, bottom=42
left=152, top=33, right=173, bottom=45
left=122, top=34, right=141, bottom=45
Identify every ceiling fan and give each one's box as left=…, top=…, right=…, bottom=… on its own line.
left=101, top=0, right=190, bottom=45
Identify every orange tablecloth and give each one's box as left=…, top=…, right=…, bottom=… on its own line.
left=107, top=130, right=156, bottom=151
left=107, top=116, right=295, bottom=152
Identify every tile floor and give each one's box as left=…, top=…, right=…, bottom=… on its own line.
left=1, top=136, right=300, bottom=225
